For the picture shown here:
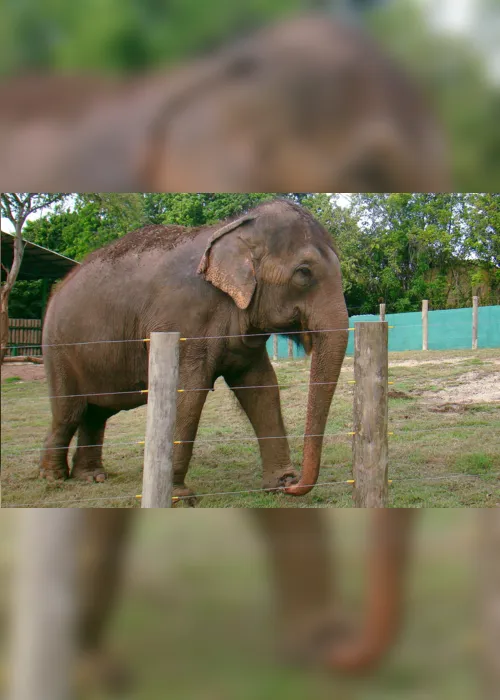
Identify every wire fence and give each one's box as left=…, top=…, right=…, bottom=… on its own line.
left=2, top=320, right=487, bottom=352
left=3, top=471, right=499, bottom=509
left=3, top=422, right=500, bottom=457
left=2, top=322, right=499, bottom=508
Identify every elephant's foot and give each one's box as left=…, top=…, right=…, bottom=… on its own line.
left=263, top=468, right=300, bottom=492
left=173, top=484, right=200, bottom=507
left=76, top=649, right=134, bottom=696
left=39, top=464, right=69, bottom=481
left=72, top=464, right=107, bottom=483
left=278, top=608, right=354, bottom=668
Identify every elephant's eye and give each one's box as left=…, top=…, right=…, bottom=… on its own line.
left=293, top=265, right=313, bottom=286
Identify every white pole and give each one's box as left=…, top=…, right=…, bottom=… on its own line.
left=422, top=300, right=429, bottom=351
left=273, top=334, right=278, bottom=361
left=472, top=296, right=478, bottom=350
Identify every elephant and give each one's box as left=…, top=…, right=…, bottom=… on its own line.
left=76, top=508, right=417, bottom=692
left=0, top=14, right=450, bottom=192
left=40, top=199, right=349, bottom=502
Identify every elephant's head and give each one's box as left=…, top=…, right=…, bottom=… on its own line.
left=198, top=199, right=349, bottom=495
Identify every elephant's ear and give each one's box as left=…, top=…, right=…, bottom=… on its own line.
left=197, top=215, right=257, bottom=310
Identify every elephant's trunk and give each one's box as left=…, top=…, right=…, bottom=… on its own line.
left=285, top=307, right=348, bottom=496
left=325, top=510, right=417, bottom=672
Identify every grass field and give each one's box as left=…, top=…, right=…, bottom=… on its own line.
left=0, top=510, right=483, bottom=699
left=1, top=349, right=499, bottom=508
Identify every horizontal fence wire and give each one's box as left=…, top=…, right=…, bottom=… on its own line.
left=1, top=431, right=356, bottom=456
left=9, top=326, right=355, bottom=351
left=4, top=374, right=495, bottom=402
left=7, top=371, right=500, bottom=404
left=5, top=319, right=493, bottom=352
left=1, top=380, right=357, bottom=404
left=3, top=423, right=499, bottom=456
left=4, top=471, right=499, bottom=509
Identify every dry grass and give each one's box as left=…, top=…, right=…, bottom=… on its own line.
left=1, top=349, right=499, bottom=508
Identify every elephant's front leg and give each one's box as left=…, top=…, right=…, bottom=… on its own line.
left=76, top=510, right=134, bottom=693
left=172, top=373, right=210, bottom=505
left=253, top=510, right=338, bottom=661
left=225, top=350, right=298, bottom=490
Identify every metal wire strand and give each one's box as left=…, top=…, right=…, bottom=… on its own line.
left=4, top=471, right=498, bottom=509
left=1, top=379, right=356, bottom=403
left=1, top=431, right=355, bottom=456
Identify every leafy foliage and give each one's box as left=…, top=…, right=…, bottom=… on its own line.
left=9, top=192, right=500, bottom=318
left=1, top=1, right=498, bottom=189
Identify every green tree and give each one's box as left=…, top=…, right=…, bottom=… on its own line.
left=25, top=193, right=146, bottom=260
left=347, top=193, right=470, bottom=311
left=142, top=193, right=278, bottom=227
left=1, top=193, right=68, bottom=361
left=368, top=0, right=500, bottom=190
left=462, top=193, right=500, bottom=267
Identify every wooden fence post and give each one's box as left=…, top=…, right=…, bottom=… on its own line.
left=422, top=300, right=429, bottom=351
left=379, top=303, right=386, bottom=322
left=288, top=338, right=294, bottom=359
left=472, top=296, right=478, bottom=350
left=142, top=331, right=180, bottom=508
left=273, top=334, right=278, bottom=361
left=8, top=511, right=82, bottom=700
left=352, top=322, right=389, bottom=507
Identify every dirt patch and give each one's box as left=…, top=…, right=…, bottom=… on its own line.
left=389, top=357, right=471, bottom=368
left=428, top=403, right=469, bottom=413
left=388, top=389, right=413, bottom=399
left=1, top=362, right=46, bottom=382
left=425, top=371, right=500, bottom=405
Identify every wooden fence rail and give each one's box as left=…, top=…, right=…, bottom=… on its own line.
left=7, top=319, right=43, bottom=356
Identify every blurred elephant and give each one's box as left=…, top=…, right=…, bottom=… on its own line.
left=77, top=509, right=417, bottom=689
left=0, top=14, right=450, bottom=192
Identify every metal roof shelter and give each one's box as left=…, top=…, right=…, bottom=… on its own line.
left=1, top=231, right=79, bottom=282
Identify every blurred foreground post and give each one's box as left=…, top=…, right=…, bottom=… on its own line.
left=472, top=296, right=478, bottom=350
left=478, top=510, right=500, bottom=699
left=142, top=332, right=180, bottom=507
left=379, top=303, right=386, bottom=322
left=422, top=300, right=429, bottom=351
left=353, top=322, right=389, bottom=507
left=9, top=511, right=83, bottom=700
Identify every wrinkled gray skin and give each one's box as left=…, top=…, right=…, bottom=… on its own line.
left=41, top=200, right=349, bottom=502
left=0, top=15, right=450, bottom=192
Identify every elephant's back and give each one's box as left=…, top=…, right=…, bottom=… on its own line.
left=42, top=223, right=213, bottom=348
left=81, top=223, right=211, bottom=267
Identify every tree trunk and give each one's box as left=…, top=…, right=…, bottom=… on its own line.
left=0, top=307, right=8, bottom=363
left=1, top=224, right=25, bottom=364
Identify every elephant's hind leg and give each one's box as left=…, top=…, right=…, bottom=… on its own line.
left=72, top=405, right=116, bottom=483
left=40, top=399, right=85, bottom=481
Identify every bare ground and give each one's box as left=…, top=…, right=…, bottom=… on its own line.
left=1, top=362, right=46, bottom=382
left=427, top=371, right=500, bottom=405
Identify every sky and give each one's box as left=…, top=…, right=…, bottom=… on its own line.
left=419, top=0, right=500, bottom=81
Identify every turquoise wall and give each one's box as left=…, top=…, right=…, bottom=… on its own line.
left=266, top=334, right=307, bottom=360
left=267, top=305, right=500, bottom=359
